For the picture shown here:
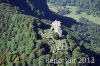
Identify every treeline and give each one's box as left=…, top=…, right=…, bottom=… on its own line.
left=47, top=0, right=100, bottom=17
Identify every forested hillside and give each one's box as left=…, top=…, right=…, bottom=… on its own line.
left=0, top=0, right=50, bottom=17
left=0, top=0, right=100, bottom=66
left=48, top=0, right=100, bottom=17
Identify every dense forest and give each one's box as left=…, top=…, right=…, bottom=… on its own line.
left=0, top=0, right=100, bottom=66
left=47, top=0, right=100, bottom=17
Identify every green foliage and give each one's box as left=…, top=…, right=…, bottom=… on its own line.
left=72, top=47, right=82, bottom=57
left=0, top=54, right=5, bottom=65
left=0, top=3, right=51, bottom=66
left=67, top=34, right=77, bottom=50
left=15, top=61, right=22, bottom=66
left=71, top=47, right=86, bottom=66
left=38, top=56, right=46, bottom=66
left=6, top=63, right=13, bottom=66
left=52, top=32, right=59, bottom=40
left=48, top=0, right=100, bottom=16
left=0, top=1, right=100, bottom=66
left=36, top=40, right=44, bottom=49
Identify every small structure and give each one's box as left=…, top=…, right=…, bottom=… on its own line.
left=57, top=39, right=69, bottom=51
left=50, top=20, right=62, bottom=37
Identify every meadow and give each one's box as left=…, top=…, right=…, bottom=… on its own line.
left=48, top=4, right=100, bottom=25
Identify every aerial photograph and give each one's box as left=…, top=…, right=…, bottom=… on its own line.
left=0, top=0, right=100, bottom=66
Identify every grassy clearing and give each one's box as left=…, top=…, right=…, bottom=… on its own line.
left=48, top=4, right=59, bottom=13
left=48, top=4, right=100, bottom=25
left=66, top=6, right=100, bottom=25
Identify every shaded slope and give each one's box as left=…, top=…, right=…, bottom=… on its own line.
left=0, top=0, right=78, bottom=27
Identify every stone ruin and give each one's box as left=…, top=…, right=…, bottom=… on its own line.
left=50, top=20, right=62, bottom=37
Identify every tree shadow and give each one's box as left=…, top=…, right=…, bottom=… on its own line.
left=80, top=45, right=100, bottom=66
left=6, top=0, right=78, bottom=27
left=42, top=12, right=79, bottom=27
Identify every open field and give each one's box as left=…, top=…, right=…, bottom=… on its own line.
left=48, top=4, right=59, bottom=13
left=66, top=6, right=100, bottom=25
left=48, top=4, right=100, bottom=25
